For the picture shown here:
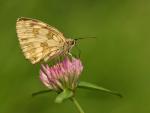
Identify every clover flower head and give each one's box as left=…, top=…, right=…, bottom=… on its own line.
left=40, top=57, right=83, bottom=91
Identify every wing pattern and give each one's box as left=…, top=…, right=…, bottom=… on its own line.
left=16, top=17, right=66, bottom=64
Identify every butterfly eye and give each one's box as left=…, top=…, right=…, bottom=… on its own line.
left=71, top=40, right=75, bottom=45
left=66, top=40, right=75, bottom=45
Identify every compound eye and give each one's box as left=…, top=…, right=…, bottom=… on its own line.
left=71, top=41, right=75, bottom=45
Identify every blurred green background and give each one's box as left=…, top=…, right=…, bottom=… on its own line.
left=0, top=0, right=150, bottom=113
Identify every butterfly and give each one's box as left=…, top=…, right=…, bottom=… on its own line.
left=16, top=17, right=76, bottom=64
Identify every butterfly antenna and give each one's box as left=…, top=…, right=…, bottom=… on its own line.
left=75, top=36, right=96, bottom=41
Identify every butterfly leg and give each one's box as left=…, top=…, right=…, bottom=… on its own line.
left=75, top=45, right=81, bottom=58
left=68, top=52, right=73, bottom=57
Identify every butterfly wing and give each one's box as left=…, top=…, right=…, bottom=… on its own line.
left=16, top=17, right=66, bottom=64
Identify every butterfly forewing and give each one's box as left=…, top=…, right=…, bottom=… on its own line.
left=16, top=17, right=66, bottom=64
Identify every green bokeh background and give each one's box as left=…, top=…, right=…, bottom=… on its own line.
left=0, top=0, right=150, bottom=113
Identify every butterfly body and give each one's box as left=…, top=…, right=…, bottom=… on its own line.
left=16, top=17, right=75, bottom=64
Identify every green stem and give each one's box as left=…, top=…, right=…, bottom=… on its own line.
left=71, top=97, right=85, bottom=113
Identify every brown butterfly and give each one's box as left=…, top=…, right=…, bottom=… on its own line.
left=16, top=17, right=75, bottom=64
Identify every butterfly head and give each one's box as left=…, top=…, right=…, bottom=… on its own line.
left=66, top=39, right=76, bottom=47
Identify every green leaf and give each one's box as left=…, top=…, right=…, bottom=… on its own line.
left=78, top=81, right=122, bottom=98
left=55, top=89, right=74, bottom=103
left=32, top=89, right=52, bottom=97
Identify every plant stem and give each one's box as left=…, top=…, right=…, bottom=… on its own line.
left=71, top=97, right=85, bottom=113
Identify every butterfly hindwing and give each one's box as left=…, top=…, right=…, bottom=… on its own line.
left=16, top=17, right=66, bottom=64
